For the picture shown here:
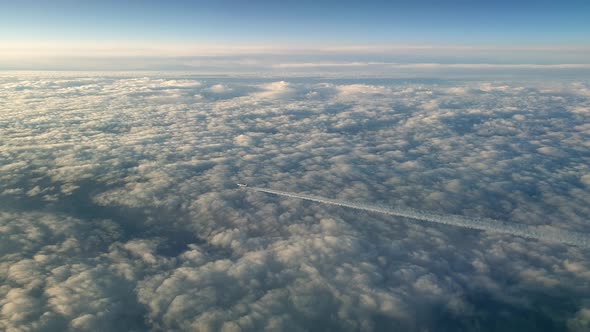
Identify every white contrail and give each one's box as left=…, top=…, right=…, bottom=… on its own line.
left=245, top=186, right=590, bottom=247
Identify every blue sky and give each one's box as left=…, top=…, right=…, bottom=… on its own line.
left=1, top=0, right=589, bottom=70
left=2, top=0, right=589, bottom=44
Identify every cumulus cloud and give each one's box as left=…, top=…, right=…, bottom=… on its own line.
left=1, top=73, right=590, bottom=331
left=206, top=84, right=231, bottom=94
left=253, top=81, right=296, bottom=99
left=245, top=186, right=590, bottom=247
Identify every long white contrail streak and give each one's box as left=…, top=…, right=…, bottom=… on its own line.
left=245, top=186, right=590, bottom=247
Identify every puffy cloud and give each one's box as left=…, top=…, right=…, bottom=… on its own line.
left=1, top=73, right=589, bottom=331
left=253, top=81, right=296, bottom=99
left=568, top=307, right=590, bottom=332
left=206, top=84, right=231, bottom=94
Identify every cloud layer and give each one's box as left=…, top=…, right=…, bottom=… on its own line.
left=2, top=43, right=590, bottom=73
left=246, top=186, right=590, bottom=247
left=1, top=73, right=590, bottom=331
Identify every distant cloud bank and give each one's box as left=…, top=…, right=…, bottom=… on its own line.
left=2, top=42, right=590, bottom=73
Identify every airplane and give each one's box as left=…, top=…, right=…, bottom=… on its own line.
left=237, top=183, right=248, bottom=187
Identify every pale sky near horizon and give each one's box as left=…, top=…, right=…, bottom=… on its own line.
left=1, top=0, right=589, bottom=70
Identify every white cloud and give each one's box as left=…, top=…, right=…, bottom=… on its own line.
left=1, top=73, right=589, bottom=331
left=336, top=84, right=390, bottom=96
left=568, top=307, right=590, bottom=332
left=207, top=84, right=231, bottom=94
left=3, top=42, right=590, bottom=73
left=252, top=81, right=296, bottom=99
